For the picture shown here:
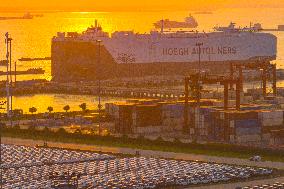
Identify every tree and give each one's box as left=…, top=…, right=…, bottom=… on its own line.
left=29, top=107, right=37, bottom=125
left=63, top=105, right=70, bottom=113
left=13, top=109, right=23, bottom=125
left=47, top=106, right=54, bottom=113
left=57, top=128, right=67, bottom=136
left=74, top=128, right=82, bottom=135
left=79, top=103, right=87, bottom=112
left=29, top=107, right=37, bottom=114
left=43, top=126, right=50, bottom=133
left=47, top=107, right=54, bottom=126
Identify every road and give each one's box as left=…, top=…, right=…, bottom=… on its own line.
left=191, top=176, right=284, bottom=189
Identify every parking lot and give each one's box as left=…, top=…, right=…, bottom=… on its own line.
left=0, top=144, right=278, bottom=189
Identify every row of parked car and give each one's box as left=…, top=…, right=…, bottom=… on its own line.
left=238, top=182, right=284, bottom=189
left=1, top=144, right=113, bottom=169
left=1, top=144, right=275, bottom=189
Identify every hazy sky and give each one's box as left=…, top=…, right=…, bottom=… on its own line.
left=1, top=0, right=284, bottom=11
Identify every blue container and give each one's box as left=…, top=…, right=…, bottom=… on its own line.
left=235, top=119, right=260, bottom=129
left=236, top=127, right=261, bottom=135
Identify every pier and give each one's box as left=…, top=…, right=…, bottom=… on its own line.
left=99, top=87, right=183, bottom=99
left=0, top=81, right=185, bottom=99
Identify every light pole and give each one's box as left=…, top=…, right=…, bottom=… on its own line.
left=0, top=101, right=5, bottom=189
left=196, top=42, right=203, bottom=102
left=5, top=33, right=13, bottom=119
left=5, top=33, right=10, bottom=117
left=14, top=61, right=17, bottom=86
left=96, top=40, right=102, bottom=135
left=195, top=42, right=203, bottom=141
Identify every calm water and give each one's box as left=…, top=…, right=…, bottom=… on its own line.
left=1, top=94, right=124, bottom=114
left=0, top=9, right=284, bottom=112
left=0, top=8, right=284, bottom=81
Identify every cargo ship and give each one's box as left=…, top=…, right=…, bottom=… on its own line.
left=18, top=57, right=51, bottom=61
left=153, top=15, right=198, bottom=29
left=0, top=68, right=45, bottom=76
left=0, top=12, right=33, bottom=20
left=51, top=21, right=277, bottom=82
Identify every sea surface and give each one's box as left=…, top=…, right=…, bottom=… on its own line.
left=1, top=94, right=125, bottom=114
left=0, top=9, right=283, bottom=113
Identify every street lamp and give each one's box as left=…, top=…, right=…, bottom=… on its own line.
left=0, top=101, right=5, bottom=189
left=5, top=33, right=13, bottom=119
left=96, top=40, right=102, bottom=136
left=196, top=42, right=203, bottom=76
left=195, top=42, right=203, bottom=103
left=0, top=100, right=6, bottom=189
left=195, top=42, right=203, bottom=141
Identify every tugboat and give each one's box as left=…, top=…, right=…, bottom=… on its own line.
left=0, top=12, right=33, bottom=20
left=154, top=14, right=198, bottom=29
left=23, top=12, right=33, bottom=19
left=0, top=60, right=7, bottom=66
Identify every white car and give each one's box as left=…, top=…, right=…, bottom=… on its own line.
left=249, top=156, right=262, bottom=162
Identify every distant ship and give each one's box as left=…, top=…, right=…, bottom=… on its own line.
left=154, top=15, right=198, bottom=29
left=0, top=12, right=33, bottom=20
left=33, top=14, right=44, bottom=18
left=19, top=57, right=51, bottom=61
left=194, top=11, right=213, bottom=15
left=0, top=60, right=7, bottom=66
left=23, top=12, right=33, bottom=19
left=214, top=22, right=263, bottom=32
left=0, top=68, right=45, bottom=76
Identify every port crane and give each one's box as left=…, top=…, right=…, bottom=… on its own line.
left=183, top=61, right=277, bottom=137
left=229, top=61, right=277, bottom=97
left=183, top=73, right=242, bottom=135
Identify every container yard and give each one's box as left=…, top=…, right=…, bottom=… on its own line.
left=0, top=144, right=278, bottom=189
left=105, top=97, right=284, bottom=146
left=101, top=60, right=284, bottom=148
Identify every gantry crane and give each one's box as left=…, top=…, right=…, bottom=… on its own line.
left=183, top=61, right=277, bottom=136
left=183, top=73, right=242, bottom=134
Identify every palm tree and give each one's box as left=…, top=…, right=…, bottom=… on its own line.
left=63, top=105, right=70, bottom=113
left=29, top=107, right=37, bottom=124
left=47, top=106, right=54, bottom=125
left=13, top=109, right=23, bottom=126
left=79, top=103, right=87, bottom=113
left=47, top=106, right=53, bottom=113
left=29, top=107, right=37, bottom=114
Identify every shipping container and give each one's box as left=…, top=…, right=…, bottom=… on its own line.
left=134, top=104, right=162, bottom=127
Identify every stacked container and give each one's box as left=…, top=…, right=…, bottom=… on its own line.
left=258, top=110, right=283, bottom=127
left=226, top=110, right=261, bottom=144
left=115, top=104, right=135, bottom=134
left=161, top=103, right=184, bottom=131
left=133, top=104, right=162, bottom=133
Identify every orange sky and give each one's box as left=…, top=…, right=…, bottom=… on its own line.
left=1, top=0, right=284, bottom=11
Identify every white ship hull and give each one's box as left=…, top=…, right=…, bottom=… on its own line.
left=54, top=31, right=277, bottom=64
left=51, top=23, right=277, bottom=81
left=101, top=33, right=276, bottom=64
